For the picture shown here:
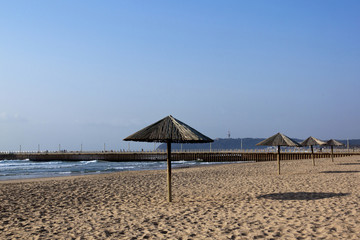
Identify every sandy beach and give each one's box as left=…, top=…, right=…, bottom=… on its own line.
left=1, top=156, right=359, bottom=239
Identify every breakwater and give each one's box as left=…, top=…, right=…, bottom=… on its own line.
left=0, top=150, right=359, bottom=162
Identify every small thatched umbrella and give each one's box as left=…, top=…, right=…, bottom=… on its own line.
left=325, top=139, right=344, bottom=162
left=256, top=133, right=301, bottom=175
left=124, top=115, right=213, bottom=202
left=300, top=136, right=326, bottom=166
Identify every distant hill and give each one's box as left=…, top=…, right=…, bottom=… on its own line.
left=157, top=138, right=360, bottom=151
left=158, top=138, right=267, bottom=151
left=339, top=139, right=360, bottom=147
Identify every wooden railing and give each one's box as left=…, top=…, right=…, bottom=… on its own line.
left=0, top=150, right=359, bottom=162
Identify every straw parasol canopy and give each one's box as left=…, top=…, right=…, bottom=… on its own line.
left=325, top=139, right=344, bottom=162
left=256, top=133, right=301, bottom=174
left=124, top=115, right=213, bottom=202
left=124, top=115, right=213, bottom=143
left=256, top=133, right=301, bottom=147
left=326, top=139, right=344, bottom=146
left=301, top=136, right=325, bottom=146
left=300, top=136, right=326, bottom=166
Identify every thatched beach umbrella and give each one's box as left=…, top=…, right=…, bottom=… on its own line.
left=325, top=139, right=344, bottom=162
left=300, top=136, right=326, bottom=166
left=124, top=115, right=213, bottom=202
left=256, top=133, right=301, bottom=175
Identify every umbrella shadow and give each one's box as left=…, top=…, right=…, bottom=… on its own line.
left=336, top=163, right=360, bottom=166
left=321, top=170, right=360, bottom=173
left=257, top=192, right=350, bottom=200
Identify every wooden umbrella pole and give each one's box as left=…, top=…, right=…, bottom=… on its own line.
left=311, top=145, right=315, bottom=166
left=167, top=142, right=172, bottom=202
left=331, top=146, right=334, bottom=162
left=277, top=146, right=281, bottom=175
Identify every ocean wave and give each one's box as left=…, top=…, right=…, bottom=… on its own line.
left=80, top=160, right=98, bottom=164
left=0, top=160, right=246, bottom=181
left=113, top=166, right=136, bottom=170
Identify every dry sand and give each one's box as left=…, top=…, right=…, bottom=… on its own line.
left=1, top=156, right=360, bottom=239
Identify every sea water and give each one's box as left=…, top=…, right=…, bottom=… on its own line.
left=0, top=159, right=240, bottom=181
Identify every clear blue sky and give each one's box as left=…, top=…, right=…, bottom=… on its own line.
left=1, top=1, right=359, bottom=151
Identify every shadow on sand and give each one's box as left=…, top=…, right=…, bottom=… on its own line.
left=321, top=170, right=360, bottom=173
left=336, top=163, right=360, bottom=166
left=257, top=192, right=350, bottom=200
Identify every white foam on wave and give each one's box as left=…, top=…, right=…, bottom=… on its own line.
left=81, top=160, right=98, bottom=164
left=113, top=166, right=135, bottom=170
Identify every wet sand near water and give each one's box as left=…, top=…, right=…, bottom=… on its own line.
left=0, top=156, right=360, bottom=239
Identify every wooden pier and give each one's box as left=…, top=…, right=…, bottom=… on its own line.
left=1, top=150, right=359, bottom=162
